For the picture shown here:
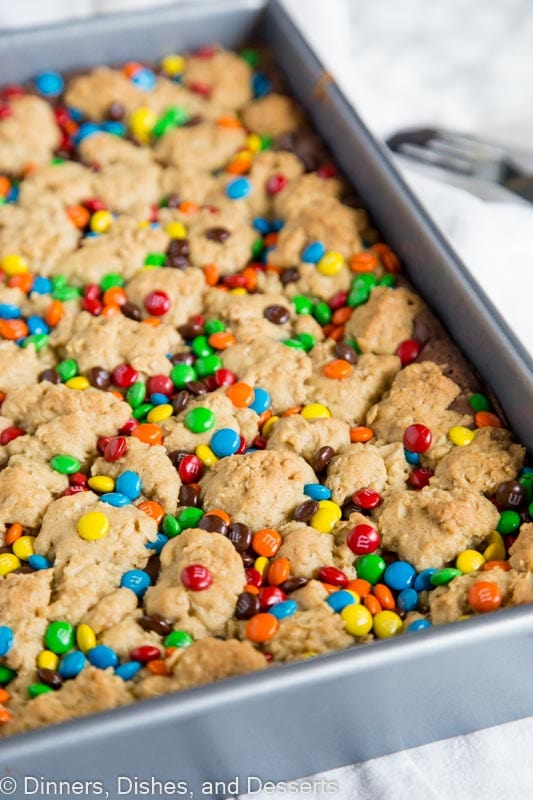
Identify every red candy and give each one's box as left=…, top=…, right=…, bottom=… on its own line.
left=84, top=284, right=101, bottom=300
left=144, top=290, right=170, bottom=316
left=69, top=472, right=88, bottom=487
left=329, top=291, right=348, bottom=310
left=396, top=339, right=421, bottom=366
left=181, top=564, right=213, bottom=591
left=112, top=363, right=139, bottom=388
left=347, top=524, right=380, bottom=555
left=178, top=454, right=204, bottom=484
left=252, top=435, right=267, bottom=450
left=130, top=645, right=161, bottom=664
left=84, top=198, right=106, bottom=213
left=104, top=436, right=128, bottom=462
left=82, top=297, right=103, bottom=316
left=316, top=164, right=337, bottom=178
left=0, top=105, right=12, bottom=120
left=318, top=566, right=349, bottom=587
left=146, top=374, right=174, bottom=396
left=236, top=436, right=247, bottom=455
left=266, top=174, right=288, bottom=195
left=203, top=375, right=219, bottom=392
left=245, top=567, right=263, bottom=588
left=189, top=80, right=211, bottom=97
left=403, top=423, right=432, bottom=453
left=409, top=467, right=434, bottom=490
left=352, top=488, right=382, bottom=510
left=62, top=485, right=88, bottom=497
left=215, top=368, right=237, bottom=387
left=259, top=586, right=287, bottom=609
left=0, top=426, right=24, bottom=445
left=119, top=418, right=138, bottom=435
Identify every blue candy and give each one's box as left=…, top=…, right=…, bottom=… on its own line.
left=131, top=68, right=157, bottom=91
left=146, top=533, right=168, bottom=553
left=271, top=219, right=284, bottom=232
left=35, top=71, right=64, bottom=97
left=301, top=241, right=326, bottom=264
left=253, top=217, right=271, bottom=235
left=101, top=121, right=126, bottom=137
left=73, top=122, right=101, bottom=145
left=6, top=185, right=19, bottom=203
left=249, top=387, right=271, bottom=414
left=383, top=560, right=416, bottom=591
left=210, top=428, right=241, bottom=457
left=404, top=448, right=420, bottom=466
left=252, top=72, right=271, bottom=97
left=27, top=316, right=50, bottom=336
left=100, top=492, right=131, bottom=507
left=397, top=588, right=419, bottom=612
left=414, top=568, right=437, bottom=592
left=67, top=106, right=84, bottom=121
left=326, top=590, right=356, bottom=613
left=270, top=600, right=297, bottom=620
left=0, top=304, right=21, bottom=319
left=115, top=470, right=142, bottom=501
left=226, top=177, right=251, bottom=200
left=120, top=569, right=152, bottom=597
left=87, top=645, right=119, bottom=669
left=58, top=650, right=86, bottom=679
left=149, top=392, right=170, bottom=405
left=407, top=619, right=432, bottom=633
left=28, top=554, right=51, bottom=570
left=0, top=626, right=14, bottom=657
left=32, top=276, right=53, bottom=295
left=304, top=483, right=332, bottom=501
left=115, top=661, right=142, bottom=681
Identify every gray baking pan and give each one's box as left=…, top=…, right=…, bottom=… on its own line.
left=2, top=1, right=533, bottom=796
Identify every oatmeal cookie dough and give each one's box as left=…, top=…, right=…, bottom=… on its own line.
left=0, top=96, right=60, bottom=174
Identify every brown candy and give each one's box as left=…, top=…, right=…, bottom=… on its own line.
left=279, top=577, right=309, bottom=593
left=198, top=514, right=228, bottom=535
left=493, top=480, right=527, bottom=511
left=170, top=351, right=195, bottom=366
left=186, top=380, right=208, bottom=396
left=264, top=305, right=290, bottom=325
left=226, top=523, right=252, bottom=553
left=121, top=301, right=142, bottom=321
left=171, top=391, right=190, bottom=414
left=280, top=267, right=300, bottom=286
left=334, top=342, right=358, bottom=365
left=88, top=366, right=111, bottom=390
left=293, top=500, right=319, bottom=522
left=313, top=446, right=335, bottom=473
left=178, top=483, right=201, bottom=507
left=107, top=101, right=125, bottom=121
left=205, top=227, right=230, bottom=243
left=144, top=555, right=161, bottom=584
left=37, top=668, right=63, bottom=690
left=139, top=614, right=173, bottom=636
left=235, top=592, right=260, bottom=620
left=38, top=368, right=61, bottom=384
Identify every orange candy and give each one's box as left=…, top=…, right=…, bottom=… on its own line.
left=0, top=707, right=12, bottom=724
left=350, top=426, right=374, bottom=443
left=372, top=243, right=401, bottom=273
left=7, top=273, right=32, bottom=292
left=264, top=232, right=278, bottom=248
left=226, top=381, right=254, bottom=408
left=123, top=61, right=143, bottom=77
left=242, top=266, right=257, bottom=291
left=132, top=423, right=163, bottom=446
left=252, top=528, right=282, bottom=558
left=208, top=331, right=236, bottom=350
left=0, top=392, right=5, bottom=405
left=204, top=508, right=231, bottom=525
left=332, top=307, right=352, bottom=326
left=45, top=300, right=64, bottom=327
left=0, top=318, right=29, bottom=340
left=103, top=286, right=127, bottom=306
left=373, top=584, right=395, bottom=610
left=179, top=201, right=199, bottom=215
left=267, top=557, right=291, bottom=586
left=203, top=263, right=219, bottom=286
left=347, top=578, right=371, bottom=598
left=323, top=359, right=353, bottom=380
left=5, top=523, right=22, bottom=546
left=141, top=317, right=161, bottom=327
left=243, top=584, right=260, bottom=595
left=281, top=406, right=302, bottom=417
left=0, top=175, right=10, bottom=197
left=467, top=580, right=503, bottom=613
left=329, top=326, right=345, bottom=341
left=137, top=500, right=165, bottom=524
left=66, top=205, right=90, bottom=229
left=0, top=688, right=9, bottom=704
left=217, top=115, right=242, bottom=128
left=101, top=303, right=121, bottom=317
left=349, top=251, right=378, bottom=273
left=364, top=594, right=382, bottom=616
left=147, top=659, right=171, bottom=676
left=475, top=411, right=502, bottom=429
left=483, top=560, right=510, bottom=572
left=226, top=156, right=251, bottom=175
left=246, top=612, right=279, bottom=643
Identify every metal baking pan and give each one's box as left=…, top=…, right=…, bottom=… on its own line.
left=2, top=0, right=533, bottom=795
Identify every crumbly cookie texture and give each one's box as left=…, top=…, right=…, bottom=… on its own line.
left=344, top=287, right=424, bottom=355
left=183, top=50, right=252, bottom=110
left=0, top=204, right=80, bottom=274
left=155, top=122, right=246, bottom=171
left=242, top=93, right=304, bottom=137
left=0, top=96, right=60, bottom=174
left=325, top=441, right=408, bottom=505
left=126, top=267, right=206, bottom=327
left=267, top=415, right=351, bottom=463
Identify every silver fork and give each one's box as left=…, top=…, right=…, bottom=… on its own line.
left=386, top=127, right=533, bottom=203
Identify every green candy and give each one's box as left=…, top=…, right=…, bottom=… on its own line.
left=52, top=285, right=81, bottom=302
left=520, top=473, right=533, bottom=503
left=353, top=273, right=378, bottom=292
left=171, top=363, right=197, bottom=388
left=195, top=354, right=222, bottom=377
left=52, top=157, right=65, bottom=165
left=177, top=507, right=204, bottom=530
left=164, top=630, right=193, bottom=648
left=51, top=275, right=67, bottom=290
left=355, top=554, right=386, bottom=585
left=240, top=48, right=261, bottom=68
left=378, top=274, right=396, bottom=287
left=283, top=338, right=306, bottom=350
left=469, top=393, right=491, bottom=412
left=260, top=135, right=273, bottom=151
left=153, top=105, right=189, bottom=137
left=204, top=319, right=225, bottom=335
left=144, top=252, right=167, bottom=267
left=251, top=238, right=264, bottom=259
left=344, top=338, right=362, bottom=354
left=292, top=295, right=313, bottom=315
left=132, top=403, right=153, bottom=421
left=28, top=683, right=53, bottom=698
left=50, top=454, right=81, bottom=475
left=100, top=273, right=125, bottom=291
left=191, top=335, right=213, bottom=358
left=56, top=358, right=78, bottom=382
left=126, top=381, right=147, bottom=408
left=162, top=514, right=181, bottom=538
left=45, top=621, right=75, bottom=654
left=184, top=407, right=216, bottom=434
left=0, top=665, right=16, bottom=684
left=497, top=510, right=521, bottom=535
left=21, top=333, right=49, bottom=352
left=296, top=332, right=315, bottom=352
left=312, top=301, right=332, bottom=325
left=347, top=286, right=370, bottom=308
left=430, top=568, right=462, bottom=587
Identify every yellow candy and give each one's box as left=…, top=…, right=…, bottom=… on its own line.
left=246, top=134, right=262, bottom=152
left=65, top=376, right=90, bottom=390
left=311, top=500, right=342, bottom=534
left=346, top=590, right=361, bottom=604
left=302, top=651, right=318, bottom=658
left=137, top=220, right=150, bottom=229
left=195, top=444, right=218, bottom=467
left=1, top=253, right=29, bottom=275
left=262, top=415, right=279, bottom=436
left=76, top=623, right=96, bottom=653
left=77, top=511, right=110, bottom=542
left=317, top=250, right=344, bottom=276
left=483, top=530, right=506, bottom=562
left=342, top=604, right=373, bottom=636
left=301, top=403, right=331, bottom=420
left=12, top=535, right=35, bottom=561
left=229, top=288, right=247, bottom=295
left=254, top=556, right=270, bottom=578
left=147, top=404, right=173, bottom=423
left=0, top=552, right=21, bottom=576
left=88, top=475, right=115, bottom=493
left=458, top=614, right=472, bottom=621
left=37, top=650, right=59, bottom=671
left=130, top=106, right=157, bottom=143
left=160, top=53, right=185, bottom=76
left=373, top=610, right=403, bottom=639
left=165, top=221, right=187, bottom=239
left=448, top=426, right=475, bottom=446
left=456, top=549, right=485, bottom=573
left=90, top=210, right=113, bottom=234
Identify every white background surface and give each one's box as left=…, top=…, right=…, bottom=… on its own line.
left=2, top=1, right=533, bottom=797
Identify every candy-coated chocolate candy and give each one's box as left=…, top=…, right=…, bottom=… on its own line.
left=303, top=483, right=331, bottom=501
left=76, top=624, right=96, bottom=653
left=403, top=423, right=432, bottom=453
left=164, top=630, right=193, bottom=648
left=246, top=612, right=278, bottom=642
left=77, top=511, right=110, bottom=541
left=58, top=651, right=86, bottom=679
left=226, top=177, right=251, bottom=199
left=100, top=492, right=130, bottom=507
left=181, top=564, right=212, bottom=591
left=115, top=661, right=142, bottom=681
left=347, top=524, right=380, bottom=555
left=373, top=610, right=403, bottom=638
left=327, top=590, right=358, bottom=613
left=130, top=645, right=161, bottom=663
left=301, top=241, right=325, bottom=263
left=448, top=426, right=475, bottom=446
left=341, top=604, right=373, bottom=636
left=497, top=510, right=521, bottom=535
left=456, top=549, right=485, bottom=573
left=430, top=568, right=462, bottom=587
left=317, top=566, right=348, bottom=587
left=87, top=645, right=119, bottom=669
left=407, top=619, right=432, bottom=633
left=352, top=488, right=382, bottom=510
left=356, top=554, right=386, bottom=585
left=0, top=553, right=21, bottom=576
left=50, top=454, right=81, bottom=474
left=184, top=406, right=216, bottom=433
left=210, top=428, right=240, bottom=457
left=414, top=569, right=437, bottom=592
left=45, top=621, right=75, bottom=654
left=0, top=627, right=13, bottom=657
left=467, top=581, right=503, bottom=613
left=270, top=600, right=297, bottom=619
left=383, top=560, right=416, bottom=591
left=121, top=569, right=152, bottom=597
left=397, top=588, right=419, bottom=612
left=115, top=470, right=142, bottom=500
